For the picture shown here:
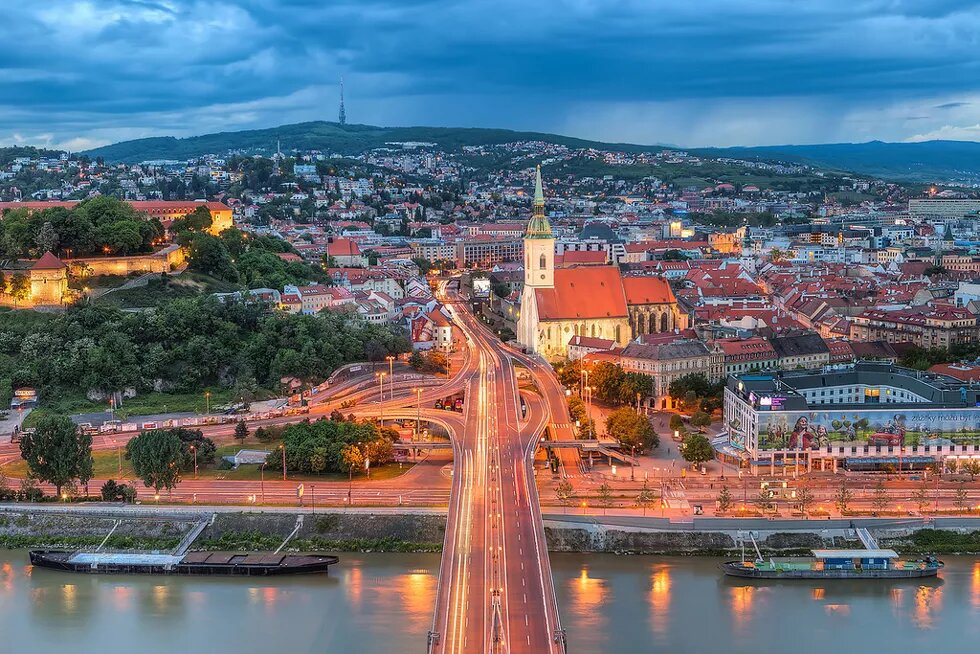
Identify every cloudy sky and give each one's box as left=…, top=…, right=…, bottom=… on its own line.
left=4, top=0, right=980, bottom=150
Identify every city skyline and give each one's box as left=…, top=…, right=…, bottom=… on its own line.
left=4, top=0, right=980, bottom=151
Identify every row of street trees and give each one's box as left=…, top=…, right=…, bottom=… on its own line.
left=556, top=360, right=653, bottom=406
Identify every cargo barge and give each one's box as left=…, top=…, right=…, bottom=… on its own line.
left=722, top=548, right=943, bottom=579
left=30, top=550, right=339, bottom=576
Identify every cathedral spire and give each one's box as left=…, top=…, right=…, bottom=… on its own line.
left=525, top=165, right=552, bottom=239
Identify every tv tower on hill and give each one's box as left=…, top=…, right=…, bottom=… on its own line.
left=338, top=77, right=347, bottom=125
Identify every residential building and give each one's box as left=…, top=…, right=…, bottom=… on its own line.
left=849, top=307, right=979, bottom=349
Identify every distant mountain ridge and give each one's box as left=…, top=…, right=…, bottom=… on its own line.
left=691, top=140, right=980, bottom=184
left=82, top=121, right=980, bottom=183
left=82, top=121, right=657, bottom=163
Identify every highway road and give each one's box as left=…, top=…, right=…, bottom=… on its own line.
left=429, top=284, right=564, bottom=654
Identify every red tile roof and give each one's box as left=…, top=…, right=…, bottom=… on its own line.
left=558, top=250, right=607, bottom=266
left=622, top=276, right=675, bottom=305
left=327, top=238, right=361, bottom=257
left=929, top=362, right=980, bottom=382
left=534, top=266, right=628, bottom=320
left=31, top=252, right=67, bottom=270
left=714, top=337, right=777, bottom=358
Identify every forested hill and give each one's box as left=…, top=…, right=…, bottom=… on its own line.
left=81, top=121, right=655, bottom=163
left=691, top=140, right=980, bottom=184
left=80, top=121, right=980, bottom=183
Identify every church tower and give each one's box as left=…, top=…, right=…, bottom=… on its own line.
left=523, top=165, right=554, bottom=288
left=517, top=165, right=554, bottom=352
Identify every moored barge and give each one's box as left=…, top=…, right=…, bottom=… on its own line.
left=722, top=548, right=943, bottom=579
left=30, top=550, right=339, bottom=576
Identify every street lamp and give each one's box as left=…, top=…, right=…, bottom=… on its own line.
left=378, top=372, right=386, bottom=424
left=348, top=441, right=362, bottom=508
left=189, top=444, right=198, bottom=479
left=415, top=387, right=423, bottom=441
left=260, top=462, right=267, bottom=503
left=280, top=444, right=287, bottom=481
left=204, top=390, right=211, bottom=415
left=385, top=355, right=395, bottom=391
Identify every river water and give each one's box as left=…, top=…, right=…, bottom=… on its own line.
left=2, top=550, right=979, bottom=653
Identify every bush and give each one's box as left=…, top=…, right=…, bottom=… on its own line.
left=100, top=479, right=123, bottom=501
left=18, top=478, right=44, bottom=502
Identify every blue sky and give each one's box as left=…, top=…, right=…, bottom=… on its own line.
left=4, top=0, right=980, bottom=150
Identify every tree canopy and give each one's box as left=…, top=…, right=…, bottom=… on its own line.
left=18, top=414, right=93, bottom=496
left=126, top=429, right=185, bottom=493
left=0, top=196, right=163, bottom=257
left=269, top=417, right=397, bottom=475
left=556, top=360, right=653, bottom=406
left=668, top=373, right=725, bottom=413
left=0, top=295, right=411, bottom=397
left=605, top=407, right=659, bottom=452
left=681, top=433, right=714, bottom=466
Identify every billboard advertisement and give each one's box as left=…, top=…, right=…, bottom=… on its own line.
left=757, top=408, right=980, bottom=450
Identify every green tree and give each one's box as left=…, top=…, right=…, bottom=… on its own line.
left=127, top=429, right=185, bottom=494
left=18, top=415, right=92, bottom=498
left=101, top=479, right=125, bottom=502
left=597, top=482, right=614, bottom=513
left=234, top=420, right=249, bottom=444
left=636, top=481, right=656, bottom=516
left=555, top=479, right=575, bottom=510
left=668, top=373, right=724, bottom=413
left=578, top=417, right=597, bottom=440
left=605, top=407, right=658, bottom=451
left=35, top=221, right=59, bottom=255
left=232, top=374, right=257, bottom=410
left=341, top=443, right=364, bottom=476
left=680, top=433, right=714, bottom=466
left=187, top=232, right=238, bottom=281
left=797, top=482, right=815, bottom=516
left=717, top=485, right=733, bottom=514
left=9, top=273, right=29, bottom=307
left=411, top=257, right=432, bottom=275
left=567, top=396, right=587, bottom=424
left=690, top=411, right=712, bottom=431
left=872, top=479, right=889, bottom=514
left=669, top=414, right=685, bottom=433
left=754, top=489, right=773, bottom=514
left=955, top=482, right=969, bottom=513
left=912, top=483, right=929, bottom=514
left=834, top=480, right=852, bottom=515
left=961, top=460, right=980, bottom=480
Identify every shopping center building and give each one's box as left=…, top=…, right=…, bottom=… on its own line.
left=722, top=362, right=980, bottom=473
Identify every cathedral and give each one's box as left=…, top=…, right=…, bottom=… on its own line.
left=517, top=167, right=685, bottom=359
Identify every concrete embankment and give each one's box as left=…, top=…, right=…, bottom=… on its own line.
left=0, top=505, right=448, bottom=552
left=3, top=505, right=979, bottom=554
left=542, top=514, right=980, bottom=554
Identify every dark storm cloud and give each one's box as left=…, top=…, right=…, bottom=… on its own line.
left=3, top=0, right=980, bottom=147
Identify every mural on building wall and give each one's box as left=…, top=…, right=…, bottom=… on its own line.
left=757, top=409, right=980, bottom=450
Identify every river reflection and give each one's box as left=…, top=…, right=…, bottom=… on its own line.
left=0, top=551, right=438, bottom=654
left=552, top=555, right=980, bottom=654
left=2, top=551, right=979, bottom=654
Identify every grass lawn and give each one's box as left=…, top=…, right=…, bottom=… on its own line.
left=1, top=439, right=413, bottom=484
left=94, top=272, right=240, bottom=308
